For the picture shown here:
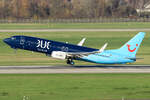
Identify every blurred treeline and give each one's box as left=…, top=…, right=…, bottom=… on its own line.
left=0, top=0, right=149, bottom=19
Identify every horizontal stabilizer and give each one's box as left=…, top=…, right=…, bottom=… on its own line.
left=126, top=57, right=144, bottom=61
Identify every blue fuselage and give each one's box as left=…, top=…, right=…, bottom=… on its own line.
left=4, top=36, right=97, bottom=53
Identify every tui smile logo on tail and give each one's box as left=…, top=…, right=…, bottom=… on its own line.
left=127, top=44, right=138, bottom=52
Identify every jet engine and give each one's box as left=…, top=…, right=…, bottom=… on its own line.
left=51, top=51, right=67, bottom=60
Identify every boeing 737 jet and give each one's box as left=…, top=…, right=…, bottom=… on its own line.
left=3, top=32, right=145, bottom=65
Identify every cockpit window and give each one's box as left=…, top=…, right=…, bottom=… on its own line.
left=11, top=37, right=16, bottom=40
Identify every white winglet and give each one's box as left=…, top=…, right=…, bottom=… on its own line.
left=78, top=38, right=86, bottom=46
left=99, top=43, right=108, bottom=53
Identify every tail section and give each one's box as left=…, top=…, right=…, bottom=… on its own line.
left=115, top=32, right=146, bottom=58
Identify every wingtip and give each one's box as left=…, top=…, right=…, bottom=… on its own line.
left=99, top=43, right=108, bottom=53
left=77, top=38, right=86, bottom=46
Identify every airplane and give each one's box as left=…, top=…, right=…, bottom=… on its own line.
left=3, top=32, right=145, bottom=65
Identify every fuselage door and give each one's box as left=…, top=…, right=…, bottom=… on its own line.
left=20, top=36, right=25, bottom=45
left=20, top=36, right=25, bottom=48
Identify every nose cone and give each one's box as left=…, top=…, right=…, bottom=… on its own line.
left=3, top=38, right=11, bottom=44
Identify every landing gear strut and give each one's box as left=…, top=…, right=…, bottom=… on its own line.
left=66, top=58, right=75, bottom=65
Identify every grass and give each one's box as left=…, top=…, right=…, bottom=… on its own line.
left=1, top=22, right=150, bottom=29
left=0, top=31, right=150, bottom=65
left=0, top=74, right=150, bottom=100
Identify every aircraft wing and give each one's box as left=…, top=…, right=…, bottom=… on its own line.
left=66, top=43, right=108, bottom=58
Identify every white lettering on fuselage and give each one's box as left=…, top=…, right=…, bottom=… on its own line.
left=37, top=48, right=48, bottom=52
left=36, top=40, right=51, bottom=50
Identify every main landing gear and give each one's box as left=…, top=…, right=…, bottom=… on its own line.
left=66, top=58, right=75, bottom=65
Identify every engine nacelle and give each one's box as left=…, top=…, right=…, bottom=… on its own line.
left=51, top=51, right=67, bottom=60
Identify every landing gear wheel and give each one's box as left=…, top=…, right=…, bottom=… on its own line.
left=70, top=61, right=74, bottom=65
left=67, top=58, right=75, bottom=65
